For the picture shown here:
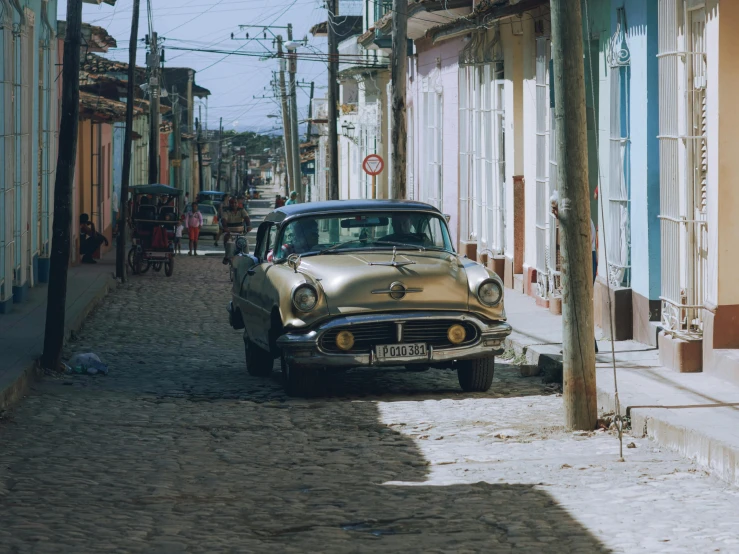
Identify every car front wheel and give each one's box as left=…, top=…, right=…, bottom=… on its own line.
left=457, top=357, right=495, bottom=392
left=280, top=354, right=317, bottom=397
left=244, top=339, right=274, bottom=377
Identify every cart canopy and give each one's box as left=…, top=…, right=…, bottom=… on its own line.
left=129, top=184, right=183, bottom=196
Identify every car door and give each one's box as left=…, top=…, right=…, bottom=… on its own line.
left=244, top=222, right=277, bottom=348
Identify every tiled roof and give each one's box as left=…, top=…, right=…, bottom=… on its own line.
left=57, top=21, right=117, bottom=50
left=79, top=91, right=143, bottom=123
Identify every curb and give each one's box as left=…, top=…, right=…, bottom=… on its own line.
left=0, top=274, right=118, bottom=414
left=504, top=332, right=563, bottom=382
left=506, top=330, right=739, bottom=487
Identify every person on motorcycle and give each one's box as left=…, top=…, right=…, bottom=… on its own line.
left=221, top=196, right=251, bottom=263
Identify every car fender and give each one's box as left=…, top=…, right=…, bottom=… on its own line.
left=460, top=256, right=507, bottom=320
left=263, top=263, right=331, bottom=332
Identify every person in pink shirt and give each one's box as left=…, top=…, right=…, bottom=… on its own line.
left=185, top=202, right=204, bottom=255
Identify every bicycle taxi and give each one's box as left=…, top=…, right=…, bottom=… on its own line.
left=127, top=184, right=182, bottom=277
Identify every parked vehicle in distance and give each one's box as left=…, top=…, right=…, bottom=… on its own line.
left=197, top=191, right=228, bottom=205
left=185, top=203, right=219, bottom=238
left=227, top=199, right=512, bottom=396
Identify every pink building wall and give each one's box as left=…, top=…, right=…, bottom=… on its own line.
left=412, top=36, right=465, bottom=248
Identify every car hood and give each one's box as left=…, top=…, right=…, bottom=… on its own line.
left=296, top=250, right=470, bottom=315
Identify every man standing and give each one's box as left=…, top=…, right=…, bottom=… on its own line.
left=551, top=193, right=598, bottom=354
left=286, top=191, right=298, bottom=205
left=111, top=189, right=119, bottom=237
left=185, top=202, right=203, bottom=256
left=220, top=196, right=251, bottom=264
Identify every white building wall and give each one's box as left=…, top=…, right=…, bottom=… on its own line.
left=522, top=18, right=539, bottom=273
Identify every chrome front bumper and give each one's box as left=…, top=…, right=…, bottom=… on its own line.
left=276, top=311, right=512, bottom=369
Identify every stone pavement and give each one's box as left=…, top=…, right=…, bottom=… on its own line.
left=2, top=256, right=739, bottom=552
left=0, top=254, right=117, bottom=413
left=504, top=286, right=739, bottom=488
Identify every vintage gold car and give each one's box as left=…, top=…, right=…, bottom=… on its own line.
left=227, top=200, right=512, bottom=396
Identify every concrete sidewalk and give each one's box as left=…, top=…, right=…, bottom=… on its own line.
left=503, top=286, right=739, bottom=487
left=0, top=254, right=117, bottom=413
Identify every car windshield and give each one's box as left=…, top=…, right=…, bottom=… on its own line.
left=273, top=211, right=453, bottom=260
left=187, top=204, right=216, bottom=215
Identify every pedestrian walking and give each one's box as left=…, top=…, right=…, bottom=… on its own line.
left=275, top=194, right=285, bottom=209
left=174, top=216, right=184, bottom=255
left=185, top=202, right=203, bottom=255
left=286, top=191, right=298, bottom=205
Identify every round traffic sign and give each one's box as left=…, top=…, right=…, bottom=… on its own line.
left=362, top=154, right=385, bottom=176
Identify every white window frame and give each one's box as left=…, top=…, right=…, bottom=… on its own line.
left=658, top=0, right=708, bottom=339
left=421, top=82, right=442, bottom=210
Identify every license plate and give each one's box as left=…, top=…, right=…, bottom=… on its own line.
left=375, top=343, right=428, bottom=361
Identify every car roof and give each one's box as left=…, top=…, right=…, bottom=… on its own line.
left=265, top=199, right=442, bottom=223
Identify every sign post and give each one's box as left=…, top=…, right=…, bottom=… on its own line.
left=362, top=154, right=384, bottom=199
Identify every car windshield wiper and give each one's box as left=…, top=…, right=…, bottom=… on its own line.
left=317, top=239, right=368, bottom=255
left=371, top=240, right=425, bottom=251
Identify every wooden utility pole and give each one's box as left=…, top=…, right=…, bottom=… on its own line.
left=116, top=0, right=140, bottom=284
left=147, top=31, right=160, bottom=184
left=276, top=36, right=295, bottom=194
left=215, top=116, right=223, bottom=190
left=306, top=81, right=315, bottom=142
left=287, top=25, right=302, bottom=201
left=327, top=0, right=339, bottom=200
left=41, top=0, right=84, bottom=371
left=390, top=0, right=408, bottom=199
left=197, top=108, right=204, bottom=192
left=551, top=0, right=597, bottom=430
left=173, top=86, right=182, bottom=190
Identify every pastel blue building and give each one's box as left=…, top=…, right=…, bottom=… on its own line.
left=591, top=0, right=661, bottom=346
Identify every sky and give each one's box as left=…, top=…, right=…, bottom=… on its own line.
left=58, top=0, right=339, bottom=134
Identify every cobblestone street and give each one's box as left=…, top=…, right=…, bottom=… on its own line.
left=2, top=257, right=739, bottom=553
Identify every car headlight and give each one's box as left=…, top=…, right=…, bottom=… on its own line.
left=477, top=279, right=503, bottom=307
left=292, top=284, right=318, bottom=312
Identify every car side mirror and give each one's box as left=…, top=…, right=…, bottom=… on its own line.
left=443, top=214, right=451, bottom=224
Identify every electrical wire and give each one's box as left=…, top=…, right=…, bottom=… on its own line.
left=582, top=0, right=624, bottom=461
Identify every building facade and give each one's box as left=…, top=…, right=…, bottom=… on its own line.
left=0, top=0, right=58, bottom=313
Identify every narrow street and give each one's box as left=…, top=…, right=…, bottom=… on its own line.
left=1, top=255, right=739, bottom=553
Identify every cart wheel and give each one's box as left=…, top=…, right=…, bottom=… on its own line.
left=165, top=258, right=174, bottom=277
left=139, top=259, right=151, bottom=274
left=132, top=254, right=142, bottom=275
left=127, top=247, right=136, bottom=270
left=153, top=262, right=163, bottom=272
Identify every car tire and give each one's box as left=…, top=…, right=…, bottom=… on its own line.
left=244, top=339, right=273, bottom=377
left=280, top=353, right=317, bottom=397
left=457, top=357, right=495, bottom=392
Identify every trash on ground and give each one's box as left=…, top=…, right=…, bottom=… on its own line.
left=66, top=353, right=109, bottom=375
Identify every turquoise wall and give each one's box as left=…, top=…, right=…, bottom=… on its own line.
left=617, top=0, right=661, bottom=301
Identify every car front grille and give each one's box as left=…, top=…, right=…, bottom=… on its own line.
left=320, top=320, right=479, bottom=353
